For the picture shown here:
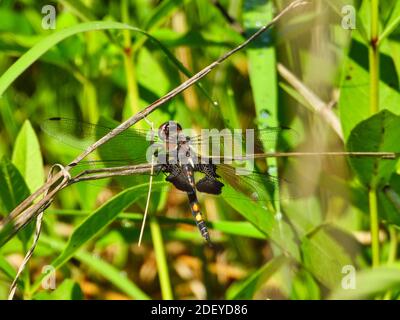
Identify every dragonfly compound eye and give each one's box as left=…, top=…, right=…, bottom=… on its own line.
left=158, top=121, right=183, bottom=141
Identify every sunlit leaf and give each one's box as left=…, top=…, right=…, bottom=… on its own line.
left=0, top=157, right=33, bottom=245
left=12, top=120, right=44, bottom=192
left=226, top=255, right=289, bottom=299
left=50, top=181, right=168, bottom=269
left=244, top=0, right=278, bottom=129
left=0, top=157, right=30, bottom=215
left=330, top=265, right=400, bottom=299
left=301, top=226, right=355, bottom=289
left=35, top=235, right=150, bottom=300
left=347, top=110, right=400, bottom=188
left=339, top=39, right=400, bottom=139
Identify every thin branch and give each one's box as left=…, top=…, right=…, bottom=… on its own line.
left=62, top=150, right=400, bottom=186
left=8, top=164, right=70, bottom=300
left=212, top=151, right=398, bottom=160
left=69, top=164, right=157, bottom=184
left=277, top=62, right=343, bottom=140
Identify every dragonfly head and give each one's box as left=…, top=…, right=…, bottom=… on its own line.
left=158, top=121, right=183, bottom=142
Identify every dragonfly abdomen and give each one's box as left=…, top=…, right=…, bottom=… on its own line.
left=187, top=192, right=211, bottom=245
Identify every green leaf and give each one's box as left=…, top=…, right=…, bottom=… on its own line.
left=243, top=0, right=277, bottom=129
left=0, top=20, right=213, bottom=104
left=329, top=265, right=400, bottom=299
left=58, top=0, right=97, bottom=22
left=0, top=253, right=16, bottom=281
left=34, top=279, right=84, bottom=300
left=0, top=157, right=33, bottom=245
left=347, top=110, right=400, bottom=188
left=75, top=247, right=149, bottom=299
left=0, top=157, right=30, bottom=214
left=338, top=39, right=400, bottom=139
left=290, top=269, right=320, bottom=300
left=380, top=0, right=398, bottom=25
left=226, top=255, right=289, bottom=299
left=387, top=40, right=400, bottom=80
left=211, top=220, right=265, bottom=239
left=355, top=0, right=371, bottom=43
left=12, top=120, right=44, bottom=192
left=0, top=21, right=126, bottom=96
left=380, top=1, right=400, bottom=42
left=379, top=174, right=400, bottom=226
left=45, top=209, right=267, bottom=239
left=34, top=235, right=150, bottom=300
left=136, top=47, right=170, bottom=96
left=222, top=192, right=300, bottom=261
left=279, top=81, right=314, bottom=113
left=143, top=0, right=191, bottom=31
left=301, top=227, right=355, bottom=289
left=0, top=7, right=33, bottom=34
left=50, top=181, right=168, bottom=269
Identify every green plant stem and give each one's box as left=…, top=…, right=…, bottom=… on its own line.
left=369, top=45, right=379, bottom=114
left=369, top=0, right=379, bottom=115
left=150, top=218, right=173, bottom=300
left=368, top=188, right=380, bottom=267
left=387, top=226, right=398, bottom=264
left=368, top=0, right=380, bottom=270
left=371, top=0, right=379, bottom=40
left=121, top=0, right=140, bottom=119
left=383, top=226, right=397, bottom=299
left=21, top=242, right=31, bottom=300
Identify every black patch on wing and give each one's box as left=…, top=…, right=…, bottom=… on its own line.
left=165, top=173, right=193, bottom=192
left=196, top=177, right=224, bottom=195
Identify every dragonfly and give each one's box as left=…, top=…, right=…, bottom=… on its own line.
left=41, top=117, right=397, bottom=244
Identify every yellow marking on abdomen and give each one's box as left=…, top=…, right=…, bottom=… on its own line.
left=192, top=203, right=199, bottom=212
left=195, top=213, right=203, bottom=222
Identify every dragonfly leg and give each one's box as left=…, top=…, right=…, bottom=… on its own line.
left=151, top=165, right=163, bottom=177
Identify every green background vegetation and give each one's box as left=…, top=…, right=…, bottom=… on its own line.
left=1, top=0, right=400, bottom=300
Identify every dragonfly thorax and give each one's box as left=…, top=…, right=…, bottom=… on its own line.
left=156, top=121, right=194, bottom=165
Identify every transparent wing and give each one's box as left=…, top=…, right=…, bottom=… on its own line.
left=188, top=126, right=297, bottom=160
left=42, top=118, right=292, bottom=203
left=41, top=117, right=158, bottom=165
left=215, top=164, right=283, bottom=203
